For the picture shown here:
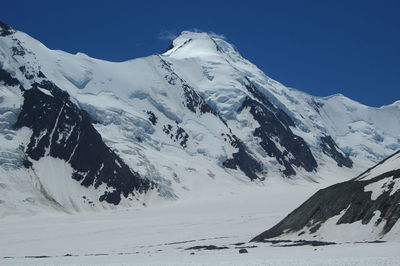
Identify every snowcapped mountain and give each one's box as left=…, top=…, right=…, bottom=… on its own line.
left=1, top=21, right=399, bottom=216
left=251, top=151, right=400, bottom=243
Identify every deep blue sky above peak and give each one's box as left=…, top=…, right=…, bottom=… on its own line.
left=2, top=0, right=399, bottom=106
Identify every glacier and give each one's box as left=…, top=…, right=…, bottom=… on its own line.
left=0, top=22, right=400, bottom=214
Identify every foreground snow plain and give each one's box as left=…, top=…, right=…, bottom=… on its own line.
left=1, top=175, right=399, bottom=265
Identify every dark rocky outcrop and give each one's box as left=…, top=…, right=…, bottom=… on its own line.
left=251, top=152, right=400, bottom=242
left=0, top=21, right=15, bottom=36
left=320, top=135, right=353, bottom=167
left=163, top=123, right=189, bottom=148
left=146, top=111, right=158, bottom=125
left=0, top=67, right=20, bottom=86
left=15, top=80, right=153, bottom=205
left=185, top=245, right=229, bottom=251
left=239, top=95, right=317, bottom=176
left=222, top=134, right=263, bottom=180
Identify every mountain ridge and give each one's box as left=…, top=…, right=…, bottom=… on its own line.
left=1, top=21, right=399, bottom=215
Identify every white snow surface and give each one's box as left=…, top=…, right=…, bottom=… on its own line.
left=357, top=151, right=400, bottom=181
left=0, top=29, right=399, bottom=216
left=1, top=177, right=399, bottom=265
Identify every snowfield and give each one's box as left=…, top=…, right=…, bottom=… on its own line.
left=1, top=176, right=399, bottom=265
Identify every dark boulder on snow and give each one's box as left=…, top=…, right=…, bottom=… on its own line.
left=238, top=248, right=248, bottom=254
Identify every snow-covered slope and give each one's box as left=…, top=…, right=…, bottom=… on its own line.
left=251, top=151, right=400, bottom=243
left=164, top=31, right=400, bottom=168
left=1, top=21, right=399, bottom=216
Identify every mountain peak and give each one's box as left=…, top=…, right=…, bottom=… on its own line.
left=163, top=30, right=236, bottom=60
left=163, top=31, right=218, bottom=58
left=1, top=22, right=399, bottom=218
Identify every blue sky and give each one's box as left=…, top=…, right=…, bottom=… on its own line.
left=2, top=0, right=399, bottom=106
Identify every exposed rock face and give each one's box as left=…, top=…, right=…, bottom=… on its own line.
left=239, top=96, right=317, bottom=176
left=320, top=135, right=353, bottom=168
left=162, top=123, right=190, bottom=148
left=0, top=21, right=15, bottom=36
left=15, top=80, right=153, bottom=205
left=0, top=67, right=20, bottom=86
left=222, top=134, right=263, bottom=181
left=251, top=151, right=400, bottom=242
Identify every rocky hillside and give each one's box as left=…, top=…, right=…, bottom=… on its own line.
left=251, top=151, right=400, bottom=243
